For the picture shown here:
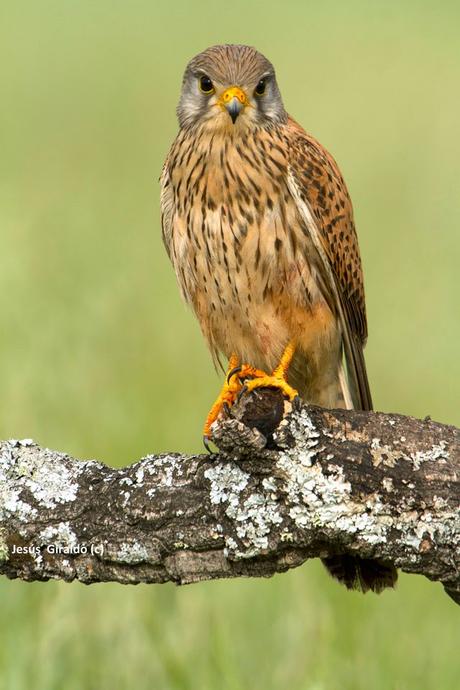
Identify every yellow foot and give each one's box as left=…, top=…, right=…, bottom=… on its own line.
left=203, top=342, right=299, bottom=451
left=242, top=375, right=298, bottom=401
left=203, top=359, right=268, bottom=449
left=203, top=355, right=240, bottom=445
left=227, top=363, right=267, bottom=384
left=241, top=340, right=298, bottom=401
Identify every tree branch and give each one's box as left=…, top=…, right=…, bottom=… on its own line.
left=0, top=390, right=458, bottom=604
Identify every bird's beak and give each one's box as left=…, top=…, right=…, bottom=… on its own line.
left=219, top=86, right=249, bottom=124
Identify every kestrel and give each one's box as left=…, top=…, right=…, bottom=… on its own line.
left=161, top=44, right=397, bottom=593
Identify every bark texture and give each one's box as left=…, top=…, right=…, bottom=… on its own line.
left=0, top=390, right=458, bottom=604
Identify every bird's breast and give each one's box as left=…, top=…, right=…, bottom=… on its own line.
left=168, top=126, right=327, bottom=363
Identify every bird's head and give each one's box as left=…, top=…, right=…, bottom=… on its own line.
left=177, top=44, right=287, bottom=131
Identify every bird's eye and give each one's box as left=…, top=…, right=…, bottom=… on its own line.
left=199, top=76, right=214, bottom=94
left=255, top=79, right=266, bottom=96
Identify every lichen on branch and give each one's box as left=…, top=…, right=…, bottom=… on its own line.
left=0, top=391, right=459, bottom=604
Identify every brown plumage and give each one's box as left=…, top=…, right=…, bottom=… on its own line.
left=161, top=44, right=396, bottom=593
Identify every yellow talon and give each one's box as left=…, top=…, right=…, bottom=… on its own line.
left=203, top=341, right=298, bottom=447
left=228, top=363, right=267, bottom=383
left=242, top=375, right=298, bottom=401
left=243, top=340, right=299, bottom=400
left=203, top=354, right=241, bottom=440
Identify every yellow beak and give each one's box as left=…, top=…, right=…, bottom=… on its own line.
left=219, top=86, right=249, bottom=123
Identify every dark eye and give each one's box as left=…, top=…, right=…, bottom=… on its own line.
left=199, top=75, right=214, bottom=94
left=255, top=79, right=266, bottom=96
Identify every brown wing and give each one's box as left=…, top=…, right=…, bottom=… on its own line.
left=286, top=117, right=372, bottom=410
left=160, top=159, right=174, bottom=261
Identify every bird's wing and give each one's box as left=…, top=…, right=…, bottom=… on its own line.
left=286, top=117, right=372, bottom=411
left=160, top=161, right=174, bottom=260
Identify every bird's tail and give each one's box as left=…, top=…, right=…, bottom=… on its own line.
left=321, top=362, right=397, bottom=594
left=289, top=353, right=397, bottom=594
left=321, top=554, right=397, bottom=593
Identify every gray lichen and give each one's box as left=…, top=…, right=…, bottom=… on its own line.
left=0, top=441, right=39, bottom=521
left=0, top=440, right=80, bottom=518
left=202, top=407, right=460, bottom=566
left=139, top=454, right=184, bottom=488
left=276, top=417, right=393, bottom=548
left=204, top=463, right=249, bottom=505
left=0, top=528, right=8, bottom=563
left=115, top=541, right=149, bottom=564
left=39, top=522, right=78, bottom=550
left=205, top=463, right=283, bottom=556
left=371, top=437, right=450, bottom=471
left=0, top=399, right=458, bottom=595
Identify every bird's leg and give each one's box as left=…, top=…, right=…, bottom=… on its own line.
left=202, top=345, right=298, bottom=449
left=240, top=340, right=299, bottom=401
left=203, top=355, right=268, bottom=446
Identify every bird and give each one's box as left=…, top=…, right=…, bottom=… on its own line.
left=160, top=44, right=397, bottom=593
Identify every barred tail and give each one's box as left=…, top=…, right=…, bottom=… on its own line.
left=321, top=362, right=397, bottom=594
left=322, top=554, right=397, bottom=593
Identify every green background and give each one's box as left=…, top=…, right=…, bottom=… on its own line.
left=0, top=1, right=459, bottom=688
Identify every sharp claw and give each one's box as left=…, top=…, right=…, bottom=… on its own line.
left=227, top=365, right=242, bottom=384
left=203, top=435, right=214, bottom=454
left=292, top=395, right=302, bottom=411
left=236, top=384, right=247, bottom=404
left=222, top=401, right=231, bottom=417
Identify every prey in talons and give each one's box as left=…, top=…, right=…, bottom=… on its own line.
left=202, top=342, right=299, bottom=451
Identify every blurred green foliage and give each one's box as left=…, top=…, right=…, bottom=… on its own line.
left=0, top=1, right=458, bottom=688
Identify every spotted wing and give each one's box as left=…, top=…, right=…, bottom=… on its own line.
left=286, top=118, right=372, bottom=410
left=160, top=160, right=174, bottom=261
